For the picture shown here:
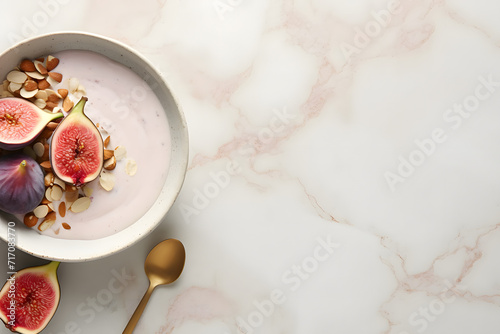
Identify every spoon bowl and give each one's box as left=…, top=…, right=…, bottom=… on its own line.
left=123, top=239, right=186, bottom=334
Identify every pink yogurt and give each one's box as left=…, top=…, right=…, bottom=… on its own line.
left=36, top=50, right=171, bottom=240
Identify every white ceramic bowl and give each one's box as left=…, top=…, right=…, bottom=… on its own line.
left=0, top=32, right=188, bottom=262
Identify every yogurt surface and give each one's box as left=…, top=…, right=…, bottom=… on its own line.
left=36, top=50, right=171, bottom=240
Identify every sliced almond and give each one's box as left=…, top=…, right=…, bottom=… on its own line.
left=23, top=213, right=38, bottom=228
left=53, top=177, right=66, bottom=190
left=40, top=160, right=51, bottom=169
left=58, top=202, right=66, bottom=218
left=0, top=90, right=14, bottom=98
left=46, top=121, right=59, bottom=130
left=8, top=82, right=22, bottom=93
left=24, top=79, right=38, bottom=91
left=47, top=93, right=60, bottom=103
left=44, top=172, right=54, bottom=187
left=35, top=89, right=49, bottom=101
left=65, top=186, right=79, bottom=203
left=114, top=146, right=127, bottom=161
left=63, top=96, right=74, bottom=112
left=20, top=87, right=38, bottom=99
left=46, top=75, right=60, bottom=88
left=33, top=205, right=49, bottom=219
left=104, top=135, right=110, bottom=148
left=38, top=79, right=50, bottom=90
left=57, top=88, right=68, bottom=99
left=83, top=186, right=93, bottom=197
left=45, top=187, right=54, bottom=202
left=62, top=222, right=71, bottom=230
left=103, top=149, right=114, bottom=160
left=125, top=159, right=138, bottom=176
left=7, top=70, right=27, bottom=84
left=33, top=142, right=45, bottom=157
left=47, top=202, right=54, bottom=212
left=99, top=170, right=115, bottom=191
left=38, top=212, right=56, bottom=231
left=19, top=59, right=36, bottom=72
left=48, top=72, right=62, bottom=83
left=103, top=155, right=116, bottom=170
left=25, top=71, right=45, bottom=80
left=68, top=77, right=79, bottom=93
left=70, top=197, right=91, bottom=213
left=46, top=55, right=59, bottom=71
left=41, top=197, right=51, bottom=205
left=45, top=101, right=58, bottom=111
left=34, top=99, right=46, bottom=109
left=34, top=61, right=48, bottom=75
left=50, top=185, right=63, bottom=201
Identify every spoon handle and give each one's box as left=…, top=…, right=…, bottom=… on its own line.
left=122, top=282, right=155, bottom=334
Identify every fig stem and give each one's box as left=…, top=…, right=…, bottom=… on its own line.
left=18, top=160, right=27, bottom=174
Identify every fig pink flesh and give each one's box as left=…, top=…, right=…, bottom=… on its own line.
left=0, top=273, right=57, bottom=331
left=0, top=99, right=41, bottom=143
left=52, top=122, right=102, bottom=185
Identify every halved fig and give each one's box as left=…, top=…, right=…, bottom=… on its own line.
left=0, top=153, right=45, bottom=215
left=0, top=261, right=61, bottom=334
left=50, top=97, right=103, bottom=186
left=0, top=98, right=63, bottom=150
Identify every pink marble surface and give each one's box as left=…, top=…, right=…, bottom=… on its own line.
left=1, top=0, right=500, bottom=333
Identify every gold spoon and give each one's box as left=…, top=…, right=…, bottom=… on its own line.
left=122, top=238, right=186, bottom=334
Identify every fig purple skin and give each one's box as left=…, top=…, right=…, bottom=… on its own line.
left=0, top=153, right=45, bottom=215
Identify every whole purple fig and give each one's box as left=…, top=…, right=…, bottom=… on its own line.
left=0, top=153, right=45, bottom=215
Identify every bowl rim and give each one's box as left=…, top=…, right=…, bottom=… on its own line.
left=0, top=31, right=189, bottom=262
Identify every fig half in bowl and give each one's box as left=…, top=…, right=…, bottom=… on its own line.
left=0, top=32, right=189, bottom=262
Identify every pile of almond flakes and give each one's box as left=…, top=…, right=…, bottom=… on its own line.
left=1, top=55, right=137, bottom=234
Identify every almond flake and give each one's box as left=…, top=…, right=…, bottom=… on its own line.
left=53, top=177, right=66, bottom=190
left=45, top=187, right=54, bottom=202
left=7, top=70, right=27, bottom=84
left=57, top=88, right=68, bottom=98
left=24, top=79, right=38, bottom=91
left=114, top=146, right=127, bottom=161
left=25, top=71, right=45, bottom=80
left=19, top=59, right=36, bottom=72
left=99, top=170, right=115, bottom=191
left=48, top=72, right=63, bottom=83
left=103, top=149, right=114, bottom=160
left=33, top=205, right=49, bottom=218
left=35, top=89, right=48, bottom=101
left=125, top=159, right=138, bottom=176
left=70, top=197, right=91, bottom=213
left=68, top=77, right=79, bottom=93
left=38, top=79, right=50, bottom=90
left=51, top=185, right=63, bottom=201
left=47, top=202, right=55, bottom=212
left=44, top=172, right=54, bottom=187
left=104, top=135, right=110, bottom=148
left=20, top=87, right=38, bottom=99
left=38, top=212, right=56, bottom=231
left=8, top=82, right=22, bottom=93
left=46, top=121, right=59, bottom=130
left=33, top=142, right=45, bottom=157
left=34, top=61, right=48, bottom=75
left=34, top=99, right=46, bottom=109
left=46, top=55, right=59, bottom=71
left=103, top=156, right=116, bottom=170
left=65, top=186, right=79, bottom=204
left=46, top=75, right=60, bottom=88
left=83, top=185, right=93, bottom=197
left=58, top=202, right=66, bottom=218
left=63, top=96, right=74, bottom=112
